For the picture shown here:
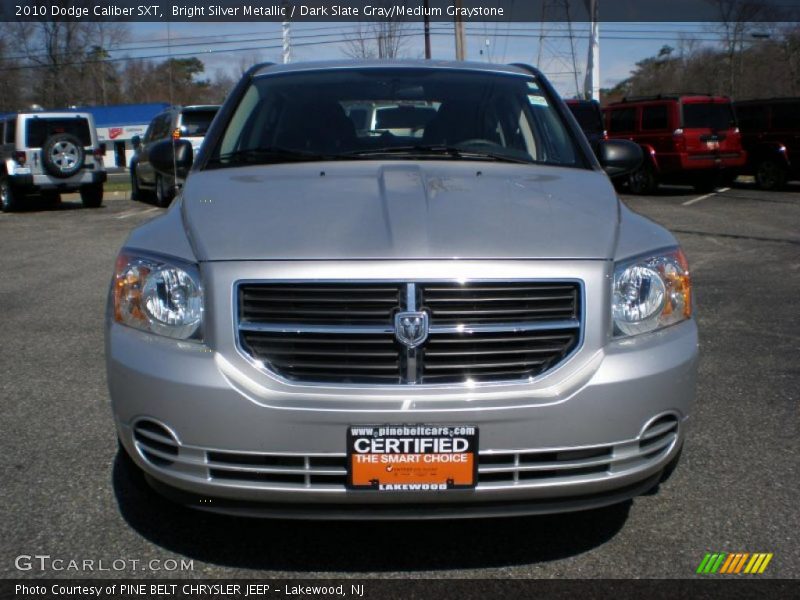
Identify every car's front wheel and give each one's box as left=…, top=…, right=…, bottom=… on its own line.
left=155, top=175, right=174, bottom=208
left=755, top=159, right=787, bottom=191
left=80, top=184, right=104, bottom=208
left=0, top=176, right=22, bottom=212
left=628, top=163, right=658, bottom=195
left=130, top=168, right=141, bottom=201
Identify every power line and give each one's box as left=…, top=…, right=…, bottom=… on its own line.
left=0, top=27, right=784, bottom=72
left=3, top=22, right=767, bottom=64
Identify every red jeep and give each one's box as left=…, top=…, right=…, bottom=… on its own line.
left=604, top=95, right=746, bottom=194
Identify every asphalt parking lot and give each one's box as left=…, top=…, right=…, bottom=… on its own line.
left=1, top=183, right=798, bottom=579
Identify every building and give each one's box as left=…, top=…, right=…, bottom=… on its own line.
left=68, top=102, right=169, bottom=168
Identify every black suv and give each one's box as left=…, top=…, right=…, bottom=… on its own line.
left=130, top=105, right=219, bottom=206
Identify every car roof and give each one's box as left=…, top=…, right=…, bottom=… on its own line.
left=179, top=105, right=221, bottom=112
left=251, top=59, right=537, bottom=79
left=734, top=97, right=800, bottom=105
left=607, top=94, right=731, bottom=107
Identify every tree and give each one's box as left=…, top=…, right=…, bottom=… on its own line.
left=0, top=30, right=24, bottom=111
left=601, top=24, right=800, bottom=104
left=712, top=0, right=772, bottom=96
left=4, top=10, right=128, bottom=109
left=343, top=3, right=409, bottom=59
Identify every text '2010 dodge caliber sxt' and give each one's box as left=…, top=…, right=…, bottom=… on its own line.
left=106, top=60, right=698, bottom=519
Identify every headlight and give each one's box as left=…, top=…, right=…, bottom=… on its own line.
left=113, top=251, right=203, bottom=340
left=612, top=248, right=692, bottom=337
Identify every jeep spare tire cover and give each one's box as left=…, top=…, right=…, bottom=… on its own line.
left=42, top=133, right=85, bottom=178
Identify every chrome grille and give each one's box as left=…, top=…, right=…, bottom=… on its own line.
left=419, top=282, right=579, bottom=324
left=239, top=331, right=402, bottom=384
left=421, top=329, right=579, bottom=383
left=239, top=283, right=402, bottom=325
left=237, top=281, right=582, bottom=385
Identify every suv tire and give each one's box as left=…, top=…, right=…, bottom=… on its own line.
left=0, top=176, right=22, bottom=212
left=130, top=168, right=141, bottom=201
left=155, top=175, right=174, bottom=208
left=42, top=133, right=86, bottom=178
left=628, top=163, right=658, bottom=195
left=80, top=184, right=103, bottom=208
left=755, top=159, right=787, bottom=191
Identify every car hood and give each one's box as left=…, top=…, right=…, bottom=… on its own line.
left=181, top=161, right=619, bottom=261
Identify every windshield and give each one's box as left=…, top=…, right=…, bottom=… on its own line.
left=682, top=102, right=736, bottom=130
left=180, top=109, right=217, bottom=136
left=25, top=118, right=91, bottom=147
left=567, top=102, right=603, bottom=133
left=210, top=68, right=583, bottom=168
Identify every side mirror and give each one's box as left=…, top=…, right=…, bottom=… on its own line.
left=597, top=139, right=643, bottom=178
left=98, top=142, right=107, bottom=154
left=149, top=139, right=193, bottom=180
left=131, top=135, right=141, bottom=150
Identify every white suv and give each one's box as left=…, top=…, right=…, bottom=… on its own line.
left=0, top=111, right=107, bottom=212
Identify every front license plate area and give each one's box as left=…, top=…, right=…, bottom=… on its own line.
left=347, top=425, right=478, bottom=491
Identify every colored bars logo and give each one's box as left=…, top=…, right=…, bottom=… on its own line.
left=696, top=552, right=773, bottom=574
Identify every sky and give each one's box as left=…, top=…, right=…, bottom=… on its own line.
left=120, top=21, right=740, bottom=96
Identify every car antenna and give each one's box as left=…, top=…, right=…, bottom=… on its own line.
left=167, top=20, right=178, bottom=194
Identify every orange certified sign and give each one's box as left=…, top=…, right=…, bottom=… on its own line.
left=347, top=425, right=478, bottom=491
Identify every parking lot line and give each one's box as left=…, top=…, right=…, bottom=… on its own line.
left=115, top=207, right=159, bottom=220
left=682, top=187, right=730, bottom=206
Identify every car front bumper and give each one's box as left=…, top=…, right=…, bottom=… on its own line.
left=108, top=310, right=698, bottom=518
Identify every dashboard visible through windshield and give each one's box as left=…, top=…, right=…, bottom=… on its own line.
left=208, top=68, right=585, bottom=168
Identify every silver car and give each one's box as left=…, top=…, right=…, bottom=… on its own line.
left=106, top=61, right=698, bottom=519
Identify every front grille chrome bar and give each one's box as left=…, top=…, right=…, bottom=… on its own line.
left=238, top=318, right=580, bottom=335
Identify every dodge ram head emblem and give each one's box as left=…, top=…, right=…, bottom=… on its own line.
left=394, top=311, right=429, bottom=348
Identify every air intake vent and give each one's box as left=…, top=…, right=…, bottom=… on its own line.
left=133, top=420, right=179, bottom=467
left=639, top=415, right=680, bottom=459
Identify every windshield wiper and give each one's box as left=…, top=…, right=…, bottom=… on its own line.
left=343, top=145, right=533, bottom=164
left=207, top=146, right=355, bottom=166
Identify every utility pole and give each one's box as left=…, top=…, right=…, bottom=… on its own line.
left=423, top=0, right=431, bottom=59
left=537, top=0, right=581, bottom=97
left=454, top=0, right=466, bottom=60
left=282, top=1, right=292, bottom=64
left=583, top=0, right=600, bottom=100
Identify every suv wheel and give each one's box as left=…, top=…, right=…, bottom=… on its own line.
left=155, top=175, right=174, bottom=208
left=755, top=159, right=787, bottom=191
left=628, top=163, right=658, bottom=195
left=42, top=134, right=86, bottom=178
left=0, top=176, right=21, bottom=212
left=130, top=167, right=141, bottom=201
left=80, top=184, right=103, bottom=208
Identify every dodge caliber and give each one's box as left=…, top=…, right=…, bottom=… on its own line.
left=106, top=61, right=698, bottom=518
